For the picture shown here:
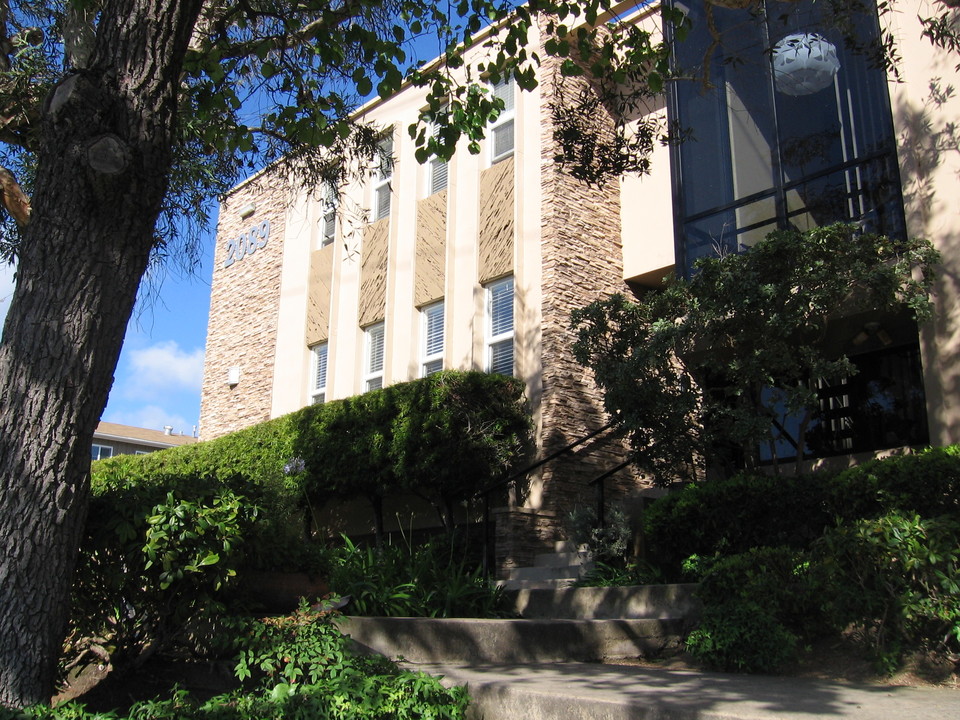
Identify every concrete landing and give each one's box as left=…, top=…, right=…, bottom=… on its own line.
left=418, top=662, right=960, bottom=720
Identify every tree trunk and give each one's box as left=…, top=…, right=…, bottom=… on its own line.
left=0, top=0, right=202, bottom=707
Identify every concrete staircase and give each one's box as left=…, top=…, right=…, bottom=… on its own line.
left=336, top=581, right=701, bottom=718
left=498, top=541, right=595, bottom=591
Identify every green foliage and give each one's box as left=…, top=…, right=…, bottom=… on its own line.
left=73, top=372, right=522, bottom=676
left=694, top=547, right=835, bottom=641
left=685, top=601, right=798, bottom=674
left=14, top=608, right=469, bottom=720
left=643, top=473, right=832, bottom=580
left=69, top=478, right=256, bottom=671
left=646, top=447, right=960, bottom=673
left=572, top=225, right=940, bottom=482
left=816, top=512, right=960, bottom=664
left=574, top=560, right=663, bottom=588
left=328, top=535, right=505, bottom=618
left=295, top=371, right=531, bottom=532
left=566, top=505, right=632, bottom=562
left=825, top=446, right=960, bottom=521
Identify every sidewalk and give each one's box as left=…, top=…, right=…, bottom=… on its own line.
left=417, top=661, right=960, bottom=720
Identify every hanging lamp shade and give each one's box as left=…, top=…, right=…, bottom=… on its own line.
left=772, top=33, right=841, bottom=96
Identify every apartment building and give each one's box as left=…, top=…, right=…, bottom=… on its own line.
left=199, top=0, right=960, bottom=567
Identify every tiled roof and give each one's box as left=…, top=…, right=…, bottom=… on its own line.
left=94, top=421, right=199, bottom=448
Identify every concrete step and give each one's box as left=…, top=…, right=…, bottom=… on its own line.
left=498, top=577, right=580, bottom=591
left=416, top=662, right=960, bottom=720
left=336, top=616, right=686, bottom=665
left=507, top=583, right=701, bottom=621
left=533, top=550, right=591, bottom=568
left=504, top=565, right=581, bottom=584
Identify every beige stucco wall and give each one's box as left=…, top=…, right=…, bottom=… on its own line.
left=887, top=10, right=960, bottom=448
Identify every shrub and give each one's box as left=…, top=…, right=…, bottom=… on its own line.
left=643, top=473, right=831, bottom=579
left=815, top=511, right=960, bottom=666
left=685, top=600, right=798, bottom=673
left=825, top=446, right=960, bottom=522
left=294, top=371, right=531, bottom=536
left=694, top=546, right=835, bottom=641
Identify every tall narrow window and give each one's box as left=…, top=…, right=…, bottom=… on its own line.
left=364, top=322, right=385, bottom=391
left=320, top=182, right=337, bottom=247
left=421, top=301, right=444, bottom=376
left=428, top=118, right=449, bottom=195
left=311, top=342, right=328, bottom=403
left=489, top=77, right=515, bottom=163
left=668, top=0, right=904, bottom=275
left=486, top=276, right=514, bottom=376
left=373, top=133, right=393, bottom=220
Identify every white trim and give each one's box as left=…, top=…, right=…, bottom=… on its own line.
left=485, top=276, right=514, bottom=375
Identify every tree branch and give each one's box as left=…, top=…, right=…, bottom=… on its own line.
left=0, top=166, right=30, bottom=227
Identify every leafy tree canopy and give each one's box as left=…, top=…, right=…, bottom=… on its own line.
left=572, top=225, right=940, bottom=483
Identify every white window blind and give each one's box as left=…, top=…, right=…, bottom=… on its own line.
left=373, top=133, right=393, bottom=220
left=486, top=276, right=514, bottom=376
left=311, top=342, right=328, bottom=403
left=489, top=77, right=515, bottom=163
left=365, top=322, right=385, bottom=391
left=320, top=183, right=337, bottom=247
left=421, top=301, right=444, bottom=376
left=429, top=118, right=449, bottom=194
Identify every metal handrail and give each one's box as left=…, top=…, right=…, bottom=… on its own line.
left=476, top=419, right=625, bottom=575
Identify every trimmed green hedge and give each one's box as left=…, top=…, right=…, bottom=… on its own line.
left=79, top=371, right=530, bottom=673
left=644, top=446, right=960, bottom=671
left=643, top=472, right=832, bottom=580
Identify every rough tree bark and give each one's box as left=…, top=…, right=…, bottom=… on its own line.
left=0, top=0, right=203, bottom=707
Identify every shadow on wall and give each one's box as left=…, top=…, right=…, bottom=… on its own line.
left=894, top=80, right=960, bottom=446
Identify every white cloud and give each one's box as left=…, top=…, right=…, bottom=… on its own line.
left=127, top=340, right=205, bottom=393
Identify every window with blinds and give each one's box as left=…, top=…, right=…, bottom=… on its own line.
left=428, top=116, right=449, bottom=194
left=320, top=183, right=337, bottom=247
left=489, top=77, right=515, bottom=163
left=311, top=342, right=328, bottom=403
left=421, top=301, right=444, bottom=376
left=486, top=276, right=514, bottom=376
left=364, top=322, right=385, bottom=391
left=373, top=133, right=393, bottom=220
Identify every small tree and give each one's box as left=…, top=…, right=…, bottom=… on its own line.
left=572, top=224, right=939, bottom=483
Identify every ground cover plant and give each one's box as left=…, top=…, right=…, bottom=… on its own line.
left=2, top=605, right=469, bottom=720
left=642, top=447, right=960, bottom=674
left=328, top=534, right=506, bottom=618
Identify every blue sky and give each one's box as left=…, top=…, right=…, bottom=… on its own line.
left=0, top=224, right=216, bottom=437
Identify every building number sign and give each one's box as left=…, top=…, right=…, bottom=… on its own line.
left=223, top=220, right=270, bottom=268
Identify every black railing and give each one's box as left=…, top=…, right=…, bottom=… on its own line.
left=475, top=420, right=640, bottom=576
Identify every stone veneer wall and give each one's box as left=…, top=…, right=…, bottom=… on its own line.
left=199, top=169, right=289, bottom=440
left=494, top=37, right=649, bottom=572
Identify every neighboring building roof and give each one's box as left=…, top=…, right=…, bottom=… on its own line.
left=94, top=421, right=199, bottom=449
